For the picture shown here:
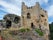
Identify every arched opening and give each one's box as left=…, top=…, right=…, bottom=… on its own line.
left=6, top=20, right=12, bottom=28
left=14, top=16, right=20, bottom=24
left=27, top=13, right=31, bottom=19
left=41, top=14, right=44, bottom=17
left=31, top=23, right=34, bottom=29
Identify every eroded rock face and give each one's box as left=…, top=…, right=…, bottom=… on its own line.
left=1, top=14, right=21, bottom=28
left=3, top=14, right=20, bottom=23
left=1, top=30, right=46, bottom=40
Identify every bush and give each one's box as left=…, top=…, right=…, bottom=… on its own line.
left=20, top=28, right=26, bottom=32
left=26, top=28, right=30, bottom=32
left=35, top=29, right=44, bottom=36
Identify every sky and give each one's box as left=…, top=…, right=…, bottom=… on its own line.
left=0, top=0, right=53, bottom=24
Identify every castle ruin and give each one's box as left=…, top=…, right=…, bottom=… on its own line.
left=0, top=2, right=50, bottom=40
left=21, top=2, right=50, bottom=40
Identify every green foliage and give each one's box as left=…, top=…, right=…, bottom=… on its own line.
left=26, top=28, right=30, bottom=32
left=49, top=22, right=53, bottom=40
left=20, top=28, right=26, bottom=32
left=35, top=29, right=44, bottom=36
left=0, top=20, right=3, bottom=22
left=20, top=28, right=30, bottom=32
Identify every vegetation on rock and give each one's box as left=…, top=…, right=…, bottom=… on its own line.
left=26, top=28, right=30, bottom=32
left=20, top=28, right=26, bottom=32
left=35, top=29, right=44, bottom=36
left=20, top=28, right=30, bottom=32
left=49, top=22, right=53, bottom=40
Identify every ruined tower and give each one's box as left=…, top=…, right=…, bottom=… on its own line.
left=21, top=2, right=50, bottom=40
left=21, top=2, right=40, bottom=28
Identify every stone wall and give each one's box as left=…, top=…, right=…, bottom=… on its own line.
left=21, top=2, right=49, bottom=40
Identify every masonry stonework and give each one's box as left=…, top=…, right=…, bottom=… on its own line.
left=21, top=2, right=50, bottom=40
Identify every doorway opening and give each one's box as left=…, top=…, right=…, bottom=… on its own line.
left=6, top=20, right=12, bottom=28
left=31, top=23, right=34, bottom=29
left=14, top=16, right=20, bottom=24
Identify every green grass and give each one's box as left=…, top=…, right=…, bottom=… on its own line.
left=20, top=28, right=30, bottom=32
left=35, top=29, right=44, bottom=36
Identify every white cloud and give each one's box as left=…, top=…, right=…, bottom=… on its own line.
left=44, top=0, right=48, bottom=3
left=37, top=0, right=48, bottom=4
left=0, top=0, right=53, bottom=23
left=0, top=0, right=22, bottom=16
left=46, top=5, right=53, bottom=23
left=0, top=0, right=49, bottom=16
left=23, top=0, right=48, bottom=6
left=49, top=21, right=52, bottom=24
left=47, top=5, right=53, bottom=17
